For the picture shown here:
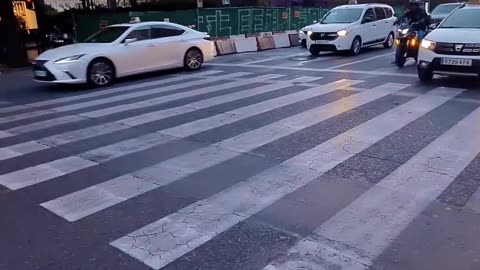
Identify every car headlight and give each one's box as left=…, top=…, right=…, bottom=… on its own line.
left=400, top=29, right=409, bottom=35
left=420, top=39, right=436, bottom=50
left=337, top=29, right=348, bottom=36
left=55, top=54, right=86, bottom=64
left=307, top=30, right=313, bottom=37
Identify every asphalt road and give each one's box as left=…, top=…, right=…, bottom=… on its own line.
left=1, top=46, right=480, bottom=270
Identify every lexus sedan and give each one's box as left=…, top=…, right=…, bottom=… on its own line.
left=33, top=22, right=215, bottom=86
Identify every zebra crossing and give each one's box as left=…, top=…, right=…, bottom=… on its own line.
left=1, top=68, right=479, bottom=270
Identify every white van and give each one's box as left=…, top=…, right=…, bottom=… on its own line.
left=307, top=4, right=397, bottom=56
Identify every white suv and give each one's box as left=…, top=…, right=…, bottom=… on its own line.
left=417, top=4, right=480, bottom=82
left=307, top=4, right=397, bottom=56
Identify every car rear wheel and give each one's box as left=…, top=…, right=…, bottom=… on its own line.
left=383, top=32, right=394, bottom=49
left=87, top=59, right=115, bottom=87
left=184, top=48, right=203, bottom=71
left=350, top=36, right=362, bottom=56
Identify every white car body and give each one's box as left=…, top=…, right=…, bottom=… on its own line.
left=33, top=22, right=215, bottom=84
left=299, top=23, right=317, bottom=47
left=307, top=4, right=397, bottom=55
left=417, top=5, right=480, bottom=80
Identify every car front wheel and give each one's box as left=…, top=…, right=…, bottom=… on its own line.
left=383, top=33, right=394, bottom=49
left=417, top=64, right=433, bottom=82
left=350, top=37, right=362, bottom=56
left=184, top=48, right=204, bottom=71
left=87, top=58, right=115, bottom=87
left=309, top=45, right=321, bottom=56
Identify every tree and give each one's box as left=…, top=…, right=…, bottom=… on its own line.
left=0, top=0, right=28, bottom=67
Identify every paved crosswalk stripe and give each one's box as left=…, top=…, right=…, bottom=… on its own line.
left=0, top=131, right=14, bottom=139
left=0, top=141, right=50, bottom=161
left=0, top=70, right=223, bottom=115
left=0, top=156, right=97, bottom=190
left=0, top=77, right=296, bottom=160
left=116, top=76, right=323, bottom=127
left=79, top=133, right=176, bottom=163
left=108, top=87, right=460, bottom=270
left=78, top=74, right=285, bottom=118
left=1, top=72, right=249, bottom=127
left=41, top=82, right=411, bottom=223
left=159, top=79, right=354, bottom=138
left=265, top=93, right=479, bottom=270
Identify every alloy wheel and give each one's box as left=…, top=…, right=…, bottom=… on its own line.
left=186, top=50, right=202, bottom=70
left=90, top=62, right=113, bottom=86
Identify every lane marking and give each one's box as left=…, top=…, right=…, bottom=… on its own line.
left=0, top=72, right=250, bottom=127
left=265, top=90, right=480, bottom=270
left=0, top=156, right=97, bottom=190
left=42, top=81, right=414, bottom=224
left=110, top=84, right=460, bottom=270
left=326, top=52, right=395, bottom=70
left=206, top=63, right=418, bottom=78
left=0, top=70, right=223, bottom=115
left=0, top=76, right=314, bottom=161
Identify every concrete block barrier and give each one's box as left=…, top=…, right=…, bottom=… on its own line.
left=233, top=37, right=258, bottom=53
left=288, top=33, right=301, bottom=46
left=272, top=34, right=291, bottom=48
left=214, top=39, right=237, bottom=55
left=257, top=36, right=275, bottom=51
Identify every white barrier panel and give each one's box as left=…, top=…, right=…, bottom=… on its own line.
left=229, top=34, right=246, bottom=39
left=257, top=36, right=275, bottom=51
left=234, top=37, right=258, bottom=53
left=214, top=39, right=237, bottom=55
left=273, top=34, right=291, bottom=48
left=285, top=30, right=298, bottom=34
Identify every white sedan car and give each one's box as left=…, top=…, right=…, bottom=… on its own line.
left=33, top=22, right=215, bottom=86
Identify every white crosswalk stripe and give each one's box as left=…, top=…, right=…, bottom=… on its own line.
left=108, top=87, right=462, bottom=270
left=3, top=69, right=480, bottom=270
left=264, top=91, right=480, bottom=270
left=4, top=72, right=250, bottom=133
left=0, top=75, right=305, bottom=160
left=43, top=81, right=415, bottom=223
left=0, top=70, right=223, bottom=115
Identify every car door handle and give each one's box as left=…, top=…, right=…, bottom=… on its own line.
left=385, top=21, right=389, bottom=24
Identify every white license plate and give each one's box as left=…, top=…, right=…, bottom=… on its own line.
left=34, top=70, right=47, bottom=77
left=440, top=58, right=472, bottom=66
left=315, top=40, right=328, bottom=44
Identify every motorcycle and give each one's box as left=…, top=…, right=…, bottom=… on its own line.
left=394, top=22, right=421, bottom=67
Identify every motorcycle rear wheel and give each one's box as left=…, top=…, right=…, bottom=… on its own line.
left=395, top=46, right=407, bottom=67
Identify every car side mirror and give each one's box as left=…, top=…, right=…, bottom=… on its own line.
left=124, top=38, right=137, bottom=45
left=313, top=20, right=318, bottom=23
left=428, top=23, right=437, bottom=30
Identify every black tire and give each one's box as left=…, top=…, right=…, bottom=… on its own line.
left=87, top=58, right=115, bottom=87
left=301, top=39, right=307, bottom=48
left=184, top=48, right=204, bottom=71
left=349, top=36, right=362, bottom=56
left=395, top=45, right=407, bottom=67
left=309, top=45, right=321, bottom=56
left=417, top=65, right=433, bottom=82
left=383, top=32, right=394, bottom=49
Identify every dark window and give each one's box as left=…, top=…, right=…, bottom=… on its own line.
left=375, top=7, right=387, bottom=20
left=363, top=8, right=376, bottom=23
left=84, top=26, right=129, bottom=43
left=320, top=8, right=363, bottom=24
left=384, top=7, right=393, bottom=18
left=439, top=9, right=480, bottom=29
left=151, top=25, right=185, bottom=39
left=125, top=27, right=150, bottom=41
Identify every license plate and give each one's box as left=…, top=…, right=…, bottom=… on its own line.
left=315, top=40, right=328, bottom=44
left=34, top=70, right=47, bottom=77
left=441, top=58, right=472, bottom=66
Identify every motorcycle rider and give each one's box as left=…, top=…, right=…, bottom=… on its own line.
left=402, top=0, right=430, bottom=39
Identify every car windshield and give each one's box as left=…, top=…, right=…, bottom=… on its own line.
left=439, top=9, right=480, bottom=28
left=84, top=26, right=130, bottom=43
left=321, top=8, right=363, bottom=24
left=431, top=4, right=460, bottom=16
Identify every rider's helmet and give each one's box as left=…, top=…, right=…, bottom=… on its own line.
left=409, top=0, right=421, bottom=10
